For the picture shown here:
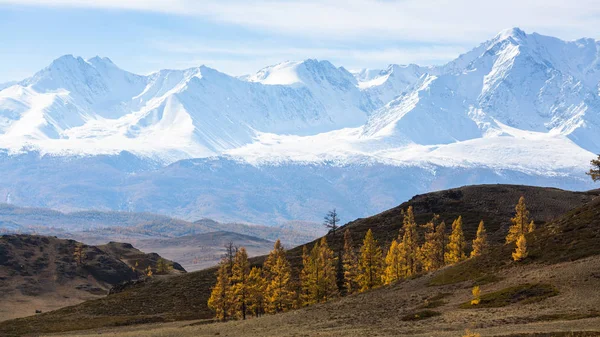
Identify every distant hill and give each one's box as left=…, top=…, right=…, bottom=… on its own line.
left=0, top=235, right=183, bottom=322
left=2, top=184, right=598, bottom=336
left=135, top=231, right=275, bottom=272
left=0, top=204, right=325, bottom=248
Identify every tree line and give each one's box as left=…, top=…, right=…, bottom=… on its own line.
left=208, top=196, right=536, bottom=320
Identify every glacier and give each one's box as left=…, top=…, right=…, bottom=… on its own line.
left=0, top=27, right=598, bottom=225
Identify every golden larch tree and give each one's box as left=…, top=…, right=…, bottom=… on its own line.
left=263, top=241, right=294, bottom=313
left=73, top=243, right=86, bottom=265
left=301, top=238, right=339, bottom=305
left=400, top=206, right=420, bottom=276
left=263, top=239, right=285, bottom=280
left=208, top=260, right=232, bottom=321
left=470, top=220, right=488, bottom=258
left=357, top=229, right=383, bottom=292
left=587, top=154, right=600, bottom=181
left=383, top=240, right=406, bottom=284
left=300, top=245, right=313, bottom=305
left=419, top=215, right=444, bottom=271
left=230, top=247, right=251, bottom=320
left=506, top=196, right=534, bottom=243
left=317, top=237, right=339, bottom=302
left=471, top=285, right=481, bottom=305
left=247, top=267, right=266, bottom=317
left=434, top=221, right=447, bottom=267
left=445, top=216, right=467, bottom=264
left=512, top=234, right=528, bottom=261
left=156, top=258, right=172, bottom=274
left=342, top=229, right=359, bottom=295
left=145, top=266, right=153, bottom=277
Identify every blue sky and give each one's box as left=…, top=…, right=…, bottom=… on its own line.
left=1, top=0, right=599, bottom=83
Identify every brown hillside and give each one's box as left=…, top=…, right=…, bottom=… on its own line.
left=0, top=184, right=597, bottom=336
left=0, top=235, right=183, bottom=323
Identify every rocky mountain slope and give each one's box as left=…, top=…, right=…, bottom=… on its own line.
left=0, top=235, right=184, bottom=322
left=1, top=184, right=597, bottom=336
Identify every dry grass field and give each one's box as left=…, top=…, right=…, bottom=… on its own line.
left=45, top=256, right=600, bottom=337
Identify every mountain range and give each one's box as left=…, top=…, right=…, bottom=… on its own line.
left=0, top=28, right=598, bottom=225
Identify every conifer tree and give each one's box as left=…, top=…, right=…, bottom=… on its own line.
left=587, top=154, right=600, bottom=182
left=445, top=216, right=467, bottom=264
left=156, top=258, right=172, bottom=274
left=383, top=240, right=406, bottom=284
left=263, top=241, right=294, bottom=313
left=300, top=245, right=313, bottom=305
left=419, top=215, right=445, bottom=271
left=263, top=239, right=285, bottom=281
left=471, top=285, right=481, bottom=305
left=470, top=220, right=488, bottom=258
left=145, top=266, right=153, bottom=277
left=506, top=196, right=534, bottom=243
left=208, top=261, right=232, bottom=321
left=247, top=267, right=266, bottom=317
left=323, top=209, right=340, bottom=236
left=400, top=206, right=420, bottom=275
left=301, top=238, right=339, bottom=304
left=528, top=220, right=536, bottom=233
left=231, top=248, right=250, bottom=320
left=73, top=243, right=86, bottom=265
left=357, top=229, right=383, bottom=292
left=512, top=234, right=528, bottom=261
left=435, top=221, right=447, bottom=267
left=463, top=329, right=481, bottom=337
left=342, top=229, right=359, bottom=295
left=317, top=237, right=339, bottom=302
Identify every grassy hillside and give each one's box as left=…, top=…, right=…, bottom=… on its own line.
left=0, top=235, right=183, bottom=323
left=0, top=184, right=597, bottom=336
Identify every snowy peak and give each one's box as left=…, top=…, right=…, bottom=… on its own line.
left=246, top=59, right=357, bottom=88
left=0, top=28, right=599, bottom=162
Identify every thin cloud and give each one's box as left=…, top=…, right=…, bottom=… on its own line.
left=147, top=40, right=466, bottom=76
left=3, top=0, right=600, bottom=43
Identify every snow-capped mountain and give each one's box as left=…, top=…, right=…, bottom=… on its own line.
left=0, top=28, right=598, bottom=225
left=0, top=57, right=372, bottom=161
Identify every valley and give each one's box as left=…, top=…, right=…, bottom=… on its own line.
left=1, top=184, right=599, bottom=336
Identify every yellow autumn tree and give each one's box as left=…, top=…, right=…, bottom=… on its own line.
left=208, top=260, right=232, bottom=321
left=247, top=267, right=266, bottom=317
left=342, top=229, right=359, bottom=295
left=400, top=206, right=420, bottom=276
left=435, top=221, right=447, bottom=267
left=300, top=245, right=312, bottom=305
left=263, top=241, right=294, bottom=313
left=471, top=285, right=481, bottom=305
left=230, top=247, right=250, bottom=320
left=463, top=329, right=481, bottom=337
left=512, top=234, right=528, bottom=261
left=317, top=237, right=339, bottom=302
left=383, top=240, right=406, bottom=284
left=156, top=258, right=172, bottom=274
left=419, top=215, right=445, bottom=271
left=506, top=196, right=535, bottom=243
left=470, top=220, right=488, bottom=258
left=145, top=266, right=153, bottom=277
left=263, top=239, right=285, bottom=280
left=357, top=229, right=383, bottom=292
left=587, top=154, right=600, bottom=181
left=73, top=243, right=86, bottom=265
left=301, top=238, right=338, bottom=305
left=445, top=216, right=466, bottom=264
